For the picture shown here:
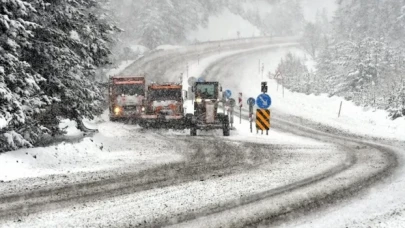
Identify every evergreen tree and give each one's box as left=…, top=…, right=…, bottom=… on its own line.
left=301, top=22, right=321, bottom=57
left=0, top=0, right=116, bottom=152
left=26, top=0, right=115, bottom=132
left=0, top=0, right=50, bottom=151
left=313, top=0, right=405, bottom=117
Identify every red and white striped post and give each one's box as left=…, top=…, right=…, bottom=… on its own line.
left=238, top=93, right=242, bottom=124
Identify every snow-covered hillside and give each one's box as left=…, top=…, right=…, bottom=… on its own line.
left=187, top=9, right=262, bottom=42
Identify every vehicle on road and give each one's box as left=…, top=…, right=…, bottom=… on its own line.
left=189, top=81, right=230, bottom=136
left=140, top=83, right=187, bottom=129
left=108, top=76, right=146, bottom=122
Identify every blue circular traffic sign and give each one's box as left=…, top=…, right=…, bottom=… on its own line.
left=247, top=97, right=256, bottom=106
left=224, top=90, right=232, bottom=99
left=256, top=94, right=272, bottom=109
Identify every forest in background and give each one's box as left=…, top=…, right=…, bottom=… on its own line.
left=277, top=0, right=405, bottom=119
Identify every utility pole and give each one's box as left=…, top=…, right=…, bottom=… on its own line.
left=261, top=63, right=264, bottom=80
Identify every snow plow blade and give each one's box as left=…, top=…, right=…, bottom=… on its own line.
left=139, top=117, right=190, bottom=130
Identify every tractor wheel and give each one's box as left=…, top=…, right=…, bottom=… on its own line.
left=190, top=125, right=197, bottom=136
left=222, top=115, right=230, bottom=136
left=185, top=114, right=193, bottom=128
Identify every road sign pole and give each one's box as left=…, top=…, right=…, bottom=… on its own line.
left=238, top=92, right=242, bottom=124
left=222, top=93, right=226, bottom=114
left=249, top=104, right=254, bottom=133
left=250, top=115, right=252, bottom=133
left=239, top=106, right=242, bottom=124
left=248, top=97, right=255, bottom=133
left=338, top=101, right=343, bottom=118
left=230, top=108, right=234, bottom=128
left=261, top=63, right=264, bottom=80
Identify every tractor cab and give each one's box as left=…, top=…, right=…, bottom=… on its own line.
left=189, top=81, right=229, bottom=136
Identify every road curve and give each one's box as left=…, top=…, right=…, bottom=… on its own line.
left=0, top=38, right=399, bottom=228
left=172, top=49, right=398, bottom=227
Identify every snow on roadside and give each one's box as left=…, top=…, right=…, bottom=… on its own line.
left=0, top=115, right=183, bottom=182
left=229, top=118, right=326, bottom=146
left=129, top=44, right=149, bottom=54
left=155, top=45, right=183, bottom=50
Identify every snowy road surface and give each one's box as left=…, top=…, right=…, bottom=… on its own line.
left=0, top=37, right=402, bottom=227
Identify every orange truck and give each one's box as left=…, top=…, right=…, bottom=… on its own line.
left=139, top=83, right=188, bottom=129
left=108, top=76, right=146, bottom=122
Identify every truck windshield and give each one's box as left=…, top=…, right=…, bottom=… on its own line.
left=115, top=84, right=144, bottom=96
left=149, top=89, right=182, bottom=101
left=195, top=84, right=217, bottom=99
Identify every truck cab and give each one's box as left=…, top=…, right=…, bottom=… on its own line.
left=108, top=76, right=146, bottom=122
left=140, top=83, right=186, bottom=129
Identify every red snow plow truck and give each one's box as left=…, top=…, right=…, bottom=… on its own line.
left=139, top=83, right=187, bottom=129
left=108, top=76, right=146, bottom=122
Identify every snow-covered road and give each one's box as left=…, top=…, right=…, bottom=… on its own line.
left=0, top=37, right=402, bottom=227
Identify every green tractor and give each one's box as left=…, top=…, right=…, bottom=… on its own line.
left=188, top=81, right=230, bottom=136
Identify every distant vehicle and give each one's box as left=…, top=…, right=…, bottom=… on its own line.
left=189, top=81, right=230, bottom=136
left=140, top=83, right=187, bottom=129
left=108, top=76, right=146, bottom=122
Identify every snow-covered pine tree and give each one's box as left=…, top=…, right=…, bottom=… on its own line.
left=23, top=0, right=115, bottom=134
left=133, top=0, right=173, bottom=49
left=301, top=22, right=321, bottom=58
left=0, top=0, right=51, bottom=152
left=1, top=0, right=115, bottom=152
left=275, top=52, right=310, bottom=93
left=132, top=0, right=209, bottom=49
left=312, top=0, right=405, bottom=117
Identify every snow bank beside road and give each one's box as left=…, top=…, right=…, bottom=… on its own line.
left=156, top=45, right=183, bottom=50
left=0, top=119, right=183, bottom=181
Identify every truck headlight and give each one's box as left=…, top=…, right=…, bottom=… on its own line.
left=141, top=107, right=145, bottom=112
left=114, top=107, right=122, bottom=115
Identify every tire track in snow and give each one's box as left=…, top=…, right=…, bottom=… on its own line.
left=167, top=49, right=398, bottom=227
